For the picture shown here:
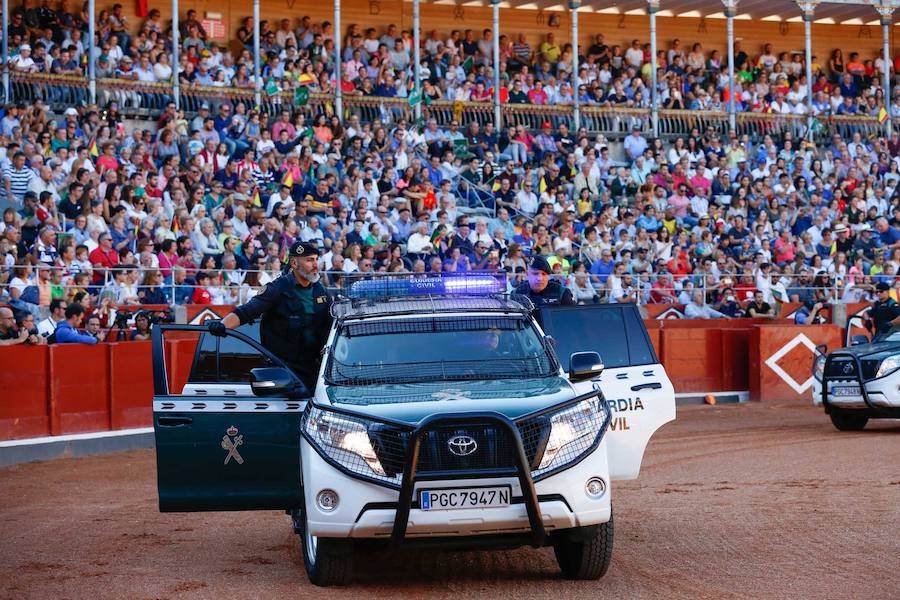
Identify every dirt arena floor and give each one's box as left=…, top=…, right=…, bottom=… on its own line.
left=2, top=401, right=899, bottom=600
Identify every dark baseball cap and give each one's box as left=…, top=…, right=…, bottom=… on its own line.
left=288, top=241, right=319, bottom=257
left=529, top=254, right=552, bottom=274
left=875, top=282, right=891, bottom=292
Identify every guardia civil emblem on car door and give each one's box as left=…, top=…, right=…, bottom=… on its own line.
left=222, top=426, right=244, bottom=465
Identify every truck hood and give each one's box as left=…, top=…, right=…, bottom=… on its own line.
left=323, top=377, right=577, bottom=424
left=833, top=340, right=900, bottom=358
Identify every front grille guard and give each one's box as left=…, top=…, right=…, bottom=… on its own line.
left=301, top=388, right=609, bottom=548
left=821, top=354, right=887, bottom=416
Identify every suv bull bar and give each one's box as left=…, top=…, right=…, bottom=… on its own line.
left=391, top=412, right=546, bottom=549
left=302, top=388, right=609, bottom=549
left=820, top=352, right=900, bottom=418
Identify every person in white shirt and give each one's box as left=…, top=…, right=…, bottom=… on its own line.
left=37, top=298, right=67, bottom=337
left=11, top=45, right=37, bottom=72
left=786, top=81, right=806, bottom=105
left=300, top=217, right=325, bottom=245
left=624, top=39, right=643, bottom=69
left=406, top=222, right=435, bottom=254
left=755, top=263, right=775, bottom=304
left=153, top=53, right=173, bottom=82
left=684, top=290, right=729, bottom=319
left=134, top=55, right=157, bottom=82
left=768, top=93, right=790, bottom=114
left=516, top=184, right=538, bottom=217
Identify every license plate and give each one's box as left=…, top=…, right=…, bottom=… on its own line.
left=832, top=385, right=861, bottom=397
left=419, top=486, right=511, bottom=511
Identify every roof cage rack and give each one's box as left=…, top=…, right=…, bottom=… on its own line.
left=336, top=271, right=509, bottom=300
left=329, top=273, right=534, bottom=321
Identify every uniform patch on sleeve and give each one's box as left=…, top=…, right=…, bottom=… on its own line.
left=316, top=296, right=326, bottom=304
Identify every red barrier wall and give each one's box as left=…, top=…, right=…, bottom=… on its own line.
left=0, top=313, right=872, bottom=442
left=720, top=329, right=752, bottom=391
left=661, top=328, right=725, bottom=392
left=48, top=344, right=111, bottom=435
left=0, top=345, right=50, bottom=439
left=749, top=324, right=844, bottom=402
left=646, top=329, right=662, bottom=360
left=109, top=342, right=153, bottom=430
left=166, top=338, right=199, bottom=395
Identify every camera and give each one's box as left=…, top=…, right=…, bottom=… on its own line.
left=113, top=312, right=131, bottom=329
left=28, top=327, right=38, bottom=336
left=152, top=309, right=176, bottom=324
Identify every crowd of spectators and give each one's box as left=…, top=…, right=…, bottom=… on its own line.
left=2, top=10, right=900, bottom=343
left=7, top=6, right=900, bottom=119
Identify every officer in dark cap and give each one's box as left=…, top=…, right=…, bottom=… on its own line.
left=868, top=282, right=900, bottom=336
left=208, top=241, right=332, bottom=391
left=514, top=254, right=575, bottom=314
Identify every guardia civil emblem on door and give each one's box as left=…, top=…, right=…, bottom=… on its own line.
left=221, top=426, right=244, bottom=465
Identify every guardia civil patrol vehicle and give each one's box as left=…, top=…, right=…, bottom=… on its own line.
left=151, top=273, right=675, bottom=586
left=812, top=324, right=900, bottom=431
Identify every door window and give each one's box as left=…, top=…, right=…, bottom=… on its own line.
left=541, top=305, right=656, bottom=369
left=190, top=326, right=275, bottom=384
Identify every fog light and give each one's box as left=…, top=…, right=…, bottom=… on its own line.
left=585, top=477, right=606, bottom=499
left=316, top=489, right=339, bottom=512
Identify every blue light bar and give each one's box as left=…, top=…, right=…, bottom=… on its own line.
left=347, top=273, right=506, bottom=300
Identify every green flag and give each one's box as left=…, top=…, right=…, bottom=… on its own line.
left=265, top=78, right=280, bottom=97
left=462, top=56, right=474, bottom=73
left=408, top=87, right=422, bottom=107
left=295, top=86, right=309, bottom=107
left=299, top=127, right=315, bottom=140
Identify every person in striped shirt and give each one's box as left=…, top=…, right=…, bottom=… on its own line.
left=3, top=152, right=36, bottom=205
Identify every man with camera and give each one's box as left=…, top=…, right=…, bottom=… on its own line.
left=207, top=241, right=332, bottom=392
left=0, top=307, right=41, bottom=346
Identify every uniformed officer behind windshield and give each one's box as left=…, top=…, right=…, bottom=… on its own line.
left=868, top=281, right=900, bottom=336
left=208, top=241, right=332, bottom=392
left=515, top=254, right=575, bottom=308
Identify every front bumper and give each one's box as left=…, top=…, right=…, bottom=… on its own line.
left=817, top=354, right=900, bottom=416
left=301, top=435, right=612, bottom=541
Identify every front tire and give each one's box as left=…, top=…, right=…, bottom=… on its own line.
left=829, top=411, right=869, bottom=431
left=300, top=508, right=354, bottom=586
left=553, top=510, right=614, bottom=580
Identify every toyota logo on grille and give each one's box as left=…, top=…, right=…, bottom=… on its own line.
left=447, top=435, right=478, bottom=456
left=843, top=362, right=854, bottom=374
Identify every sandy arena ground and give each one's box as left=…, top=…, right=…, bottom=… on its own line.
left=2, top=401, right=899, bottom=600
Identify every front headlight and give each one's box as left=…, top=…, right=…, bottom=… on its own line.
left=813, top=354, right=826, bottom=381
left=875, top=354, right=900, bottom=379
left=304, top=406, right=387, bottom=477
left=536, top=397, right=608, bottom=473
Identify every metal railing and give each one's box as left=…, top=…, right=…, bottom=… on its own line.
left=9, top=73, right=893, bottom=143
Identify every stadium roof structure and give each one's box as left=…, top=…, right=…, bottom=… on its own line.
left=429, top=0, right=900, bottom=26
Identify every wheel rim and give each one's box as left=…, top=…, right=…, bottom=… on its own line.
left=305, top=523, right=318, bottom=565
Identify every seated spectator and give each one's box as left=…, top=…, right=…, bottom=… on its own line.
left=52, top=303, right=98, bottom=344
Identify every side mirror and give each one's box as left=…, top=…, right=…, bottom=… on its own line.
left=569, top=351, right=604, bottom=382
left=250, top=367, right=309, bottom=397
left=850, top=335, right=870, bottom=346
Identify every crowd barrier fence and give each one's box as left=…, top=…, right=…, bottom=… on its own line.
left=8, top=73, right=893, bottom=142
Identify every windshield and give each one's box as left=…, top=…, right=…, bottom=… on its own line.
left=327, top=316, right=558, bottom=385
left=874, top=329, right=900, bottom=343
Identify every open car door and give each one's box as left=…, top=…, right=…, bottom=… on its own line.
left=151, top=324, right=308, bottom=511
left=540, top=304, right=675, bottom=480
